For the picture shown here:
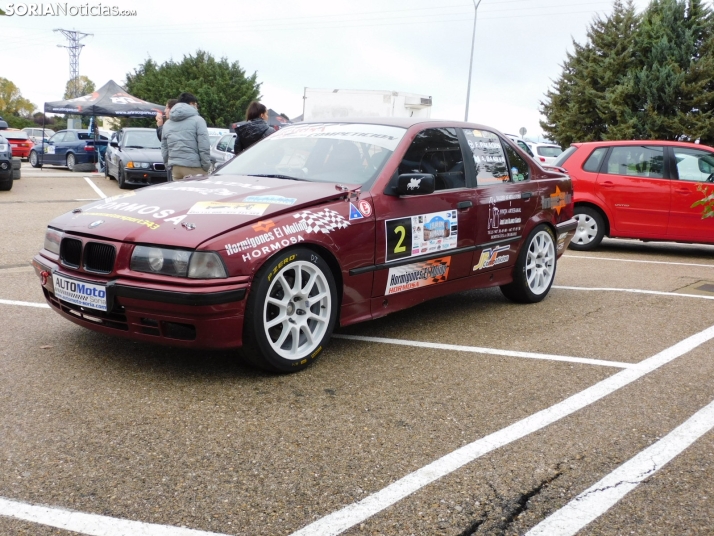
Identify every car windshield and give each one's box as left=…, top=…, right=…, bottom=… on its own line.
left=215, top=123, right=406, bottom=186
left=3, top=131, right=29, bottom=140
left=123, top=131, right=161, bottom=149
left=537, top=145, right=563, bottom=157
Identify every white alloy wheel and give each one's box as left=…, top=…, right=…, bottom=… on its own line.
left=262, top=260, right=331, bottom=360
left=573, top=212, right=598, bottom=246
left=525, top=230, right=556, bottom=295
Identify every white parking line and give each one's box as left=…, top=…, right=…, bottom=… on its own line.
left=83, top=177, right=107, bottom=199
left=333, top=334, right=634, bottom=369
left=563, top=255, right=714, bottom=268
left=0, top=496, right=230, bottom=536
left=526, top=398, right=714, bottom=536
left=553, top=286, right=714, bottom=300
left=0, top=299, right=49, bottom=309
left=290, top=325, right=714, bottom=536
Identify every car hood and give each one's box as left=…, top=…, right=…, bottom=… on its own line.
left=51, top=175, right=357, bottom=248
left=120, top=147, right=163, bottom=162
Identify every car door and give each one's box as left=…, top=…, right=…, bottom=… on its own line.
left=44, top=132, right=65, bottom=164
left=463, top=129, right=539, bottom=272
left=667, top=146, right=714, bottom=243
left=372, top=127, right=478, bottom=306
left=596, top=145, right=670, bottom=237
left=57, top=131, right=77, bottom=164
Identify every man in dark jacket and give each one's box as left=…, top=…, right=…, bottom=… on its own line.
left=234, top=101, right=275, bottom=155
left=161, top=93, right=211, bottom=180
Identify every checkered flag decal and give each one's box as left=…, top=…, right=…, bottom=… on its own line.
left=294, top=208, right=350, bottom=234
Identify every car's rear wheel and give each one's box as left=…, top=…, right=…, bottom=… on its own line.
left=500, top=225, right=556, bottom=304
left=242, top=247, right=338, bottom=373
left=0, top=178, right=12, bottom=191
left=569, top=206, right=605, bottom=251
left=66, top=153, right=76, bottom=171
left=29, top=150, right=41, bottom=168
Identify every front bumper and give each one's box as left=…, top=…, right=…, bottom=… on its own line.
left=124, top=167, right=169, bottom=186
left=32, top=255, right=249, bottom=349
left=555, top=217, right=578, bottom=253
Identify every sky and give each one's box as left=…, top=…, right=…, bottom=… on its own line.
left=2, top=0, right=655, bottom=141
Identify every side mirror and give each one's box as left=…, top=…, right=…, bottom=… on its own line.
left=397, top=173, right=435, bottom=195
left=110, top=141, right=119, bottom=148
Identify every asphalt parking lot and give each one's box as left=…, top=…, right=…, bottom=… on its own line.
left=1, top=163, right=713, bottom=536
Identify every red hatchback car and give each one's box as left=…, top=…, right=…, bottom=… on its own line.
left=33, top=119, right=576, bottom=372
left=555, top=140, right=714, bottom=250
left=1, top=129, right=34, bottom=160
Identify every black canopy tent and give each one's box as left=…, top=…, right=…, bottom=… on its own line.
left=41, top=80, right=164, bottom=170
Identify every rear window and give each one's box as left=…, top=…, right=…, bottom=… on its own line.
left=2, top=131, right=29, bottom=140
left=536, top=145, right=562, bottom=157
left=78, top=132, right=108, bottom=140
left=553, top=146, right=577, bottom=167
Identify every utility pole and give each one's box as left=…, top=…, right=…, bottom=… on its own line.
left=464, top=0, right=482, bottom=122
left=55, top=29, right=92, bottom=128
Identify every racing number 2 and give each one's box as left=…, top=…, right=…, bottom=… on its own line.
left=386, top=217, right=413, bottom=261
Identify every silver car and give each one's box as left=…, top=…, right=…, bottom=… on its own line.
left=210, top=132, right=236, bottom=171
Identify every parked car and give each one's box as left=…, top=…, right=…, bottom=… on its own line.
left=504, top=134, right=535, bottom=158
left=29, top=129, right=109, bottom=171
left=1, top=129, right=33, bottom=160
left=0, top=134, right=13, bottom=191
left=105, top=127, right=168, bottom=189
left=0, top=116, right=8, bottom=129
left=22, top=127, right=56, bottom=145
left=207, top=127, right=231, bottom=148
left=210, top=132, right=236, bottom=171
left=32, top=119, right=576, bottom=372
left=554, top=140, right=714, bottom=250
left=529, top=142, right=563, bottom=166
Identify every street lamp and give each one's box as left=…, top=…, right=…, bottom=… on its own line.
left=464, top=0, right=483, bottom=122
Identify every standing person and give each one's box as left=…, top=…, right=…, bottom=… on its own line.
left=234, top=101, right=275, bottom=155
left=160, top=92, right=211, bottom=180
left=155, top=98, right=178, bottom=141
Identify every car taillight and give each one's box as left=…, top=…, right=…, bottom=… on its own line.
left=84, top=146, right=95, bottom=152
left=539, top=157, right=546, bottom=162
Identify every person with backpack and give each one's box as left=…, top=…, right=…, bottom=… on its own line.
left=234, top=101, right=275, bottom=155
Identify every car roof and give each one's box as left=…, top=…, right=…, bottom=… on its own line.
left=572, top=139, right=712, bottom=150
left=121, top=127, right=156, bottom=132
left=292, top=117, right=507, bottom=131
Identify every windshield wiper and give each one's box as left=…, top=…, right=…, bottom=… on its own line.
left=247, top=173, right=307, bottom=181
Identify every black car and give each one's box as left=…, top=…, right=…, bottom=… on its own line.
left=105, top=127, right=168, bottom=189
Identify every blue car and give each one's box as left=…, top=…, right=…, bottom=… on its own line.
left=29, top=129, right=108, bottom=171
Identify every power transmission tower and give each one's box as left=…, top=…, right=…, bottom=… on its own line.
left=54, top=29, right=92, bottom=128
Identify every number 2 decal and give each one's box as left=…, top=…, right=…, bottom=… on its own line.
left=386, top=217, right=413, bottom=261
left=393, top=225, right=406, bottom=253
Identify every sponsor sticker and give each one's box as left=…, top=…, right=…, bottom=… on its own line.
left=244, top=195, right=297, bottom=205
left=542, top=186, right=572, bottom=215
left=187, top=202, right=269, bottom=216
left=359, top=200, right=372, bottom=217
left=385, top=257, right=451, bottom=295
left=386, top=210, right=458, bottom=262
left=52, top=274, right=107, bottom=311
left=349, top=203, right=364, bottom=220
left=473, top=245, right=510, bottom=271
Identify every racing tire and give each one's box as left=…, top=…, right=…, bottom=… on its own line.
left=500, top=224, right=557, bottom=304
left=241, top=247, right=338, bottom=373
left=12, top=169, right=20, bottom=180
left=0, top=178, right=12, bottom=191
left=11, top=158, right=21, bottom=170
left=29, top=151, right=41, bottom=168
left=117, top=167, right=127, bottom=189
left=66, top=153, right=76, bottom=172
left=569, top=206, right=605, bottom=251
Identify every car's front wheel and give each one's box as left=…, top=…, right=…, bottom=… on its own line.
left=242, top=248, right=338, bottom=373
left=117, top=167, right=126, bottom=189
left=29, top=150, right=41, bottom=168
left=501, top=225, right=557, bottom=304
left=569, top=206, right=605, bottom=251
left=66, top=153, right=76, bottom=171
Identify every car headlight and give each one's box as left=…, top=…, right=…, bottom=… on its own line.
left=44, top=228, right=63, bottom=255
left=130, top=247, right=227, bottom=279
left=126, top=161, right=151, bottom=169
left=0, top=144, right=7, bottom=152
left=188, top=252, right=227, bottom=279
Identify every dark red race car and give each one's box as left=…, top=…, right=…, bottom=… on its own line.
left=33, top=119, right=576, bottom=372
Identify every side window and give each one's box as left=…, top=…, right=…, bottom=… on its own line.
left=216, top=136, right=228, bottom=152
left=673, top=148, right=714, bottom=182
left=517, top=140, right=534, bottom=157
left=461, top=129, right=508, bottom=186
left=398, top=128, right=465, bottom=190
left=604, top=146, right=664, bottom=178
left=583, top=147, right=608, bottom=172
left=49, top=132, right=65, bottom=143
left=503, top=143, right=530, bottom=182
left=64, top=131, right=78, bottom=142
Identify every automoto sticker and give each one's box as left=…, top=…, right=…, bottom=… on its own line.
left=385, top=257, right=451, bottom=295
left=473, top=245, right=510, bottom=271
left=386, top=210, right=458, bottom=262
left=188, top=202, right=269, bottom=216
